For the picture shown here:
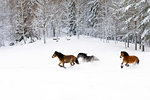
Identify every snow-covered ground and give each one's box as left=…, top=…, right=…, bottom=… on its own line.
left=0, top=36, right=150, bottom=100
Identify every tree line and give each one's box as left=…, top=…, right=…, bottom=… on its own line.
left=0, top=0, right=150, bottom=51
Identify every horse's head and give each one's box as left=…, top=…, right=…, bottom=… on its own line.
left=120, top=52, right=123, bottom=58
left=52, top=51, right=58, bottom=58
left=120, top=51, right=129, bottom=58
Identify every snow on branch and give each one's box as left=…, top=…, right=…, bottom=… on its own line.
left=141, top=16, right=150, bottom=26
left=88, top=0, right=98, bottom=5
left=124, top=4, right=134, bottom=13
left=148, top=8, right=150, bottom=14
left=142, top=29, right=150, bottom=39
left=136, top=0, right=146, bottom=7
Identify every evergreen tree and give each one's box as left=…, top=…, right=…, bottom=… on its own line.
left=68, top=0, right=77, bottom=36
left=86, top=0, right=99, bottom=36
left=118, top=0, right=150, bottom=51
left=138, top=0, right=150, bottom=50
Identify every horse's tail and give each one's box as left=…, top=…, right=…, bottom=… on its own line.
left=137, top=59, right=139, bottom=64
left=93, top=56, right=99, bottom=61
left=75, top=57, right=79, bottom=64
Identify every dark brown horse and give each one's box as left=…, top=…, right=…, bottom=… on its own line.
left=52, top=51, right=79, bottom=68
left=120, top=51, right=139, bottom=68
left=77, top=53, right=99, bottom=62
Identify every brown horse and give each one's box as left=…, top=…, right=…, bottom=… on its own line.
left=120, top=51, right=139, bottom=68
left=52, top=51, right=79, bottom=68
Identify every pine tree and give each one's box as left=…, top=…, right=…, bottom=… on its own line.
left=86, top=0, right=99, bottom=36
left=68, top=0, right=77, bottom=36
left=117, top=0, right=150, bottom=51
left=138, top=0, right=150, bottom=51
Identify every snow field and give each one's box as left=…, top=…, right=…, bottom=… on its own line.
left=0, top=36, right=150, bottom=100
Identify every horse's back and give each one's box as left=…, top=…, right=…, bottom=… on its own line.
left=64, top=55, right=76, bottom=63
left=64, top=55, right=75, bottom=58
left=127, top=55, right=139, bottom=64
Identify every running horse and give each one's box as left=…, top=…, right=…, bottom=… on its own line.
left=120, top=51, right=139, bottom=68
left=77, top=53, right=99, bottom=62
left=52, top=51, right=79, bottom=68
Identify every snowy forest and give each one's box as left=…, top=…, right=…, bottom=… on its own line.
left=1, top=1, right=150, bottom=100
left=0, top=0, right=150, bottom=51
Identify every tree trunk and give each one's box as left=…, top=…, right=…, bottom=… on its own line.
left=141, top=38, right=145, bottom=52
left=43, top=29, right=46, bottom=44
left=139, top=35, right=141, bottom=49
left=135, top=34, right=137, bottom=50
left=134, top=20, right=137, bottom=50
left=115, top=35, right=117, bottom=44
left=142, top=44, right=145, bottom=52
left=134, top=0, right=137, bottom=50
left=127, top=35, right=129, bottom=47
left=53, top=26, right=56, bottom=37
left=20, top=0, right=26, bottom=44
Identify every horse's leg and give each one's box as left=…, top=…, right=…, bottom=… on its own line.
left=73, top=62, right=75, bottom=65
left=70, top=61, right=75, bottom=66
left=121, top=62, right=124, bottom=68
left=71, top=62, right=75, bottom=66
left=70, top=58, right=75, bottom=66
left=58, top=62, right=65, bottom=68
left=70, top=62, right=73, bottom=66
left=72, top=59, right=75, bottom=66
left=125, top=63, right=129, bottom=67
left=62, top=63, right=66, bottom=69
left=58, top=62, right=63, bottom=67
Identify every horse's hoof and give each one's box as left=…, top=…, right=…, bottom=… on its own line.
left=58, top=64, right=63, bottom=67
left=63, top=66, right=66, bottom=69
left=125, top=64, right=129, bottom=67
left=59, top=65, right=66, bottom=69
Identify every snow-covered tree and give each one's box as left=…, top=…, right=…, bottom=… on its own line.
left=117, top=0, right=136, bottom=46
left=75, top=0, right=87, bottom=37
left=68, top=0, right=77, bottom=36
left=32, top=0, right=51, bottom=44
left=0, top=0, right=15, bottom=46
left=117, top=0, right=150, bottom=51
left=101, top=0, right=115, bottom=41
left=14, top=0, right=39, bottom=44
left=0, top=0, right=149, bottom=52
left=138, top=0, right=150, bottom=50
left=85, top=0, right=99, bottom=36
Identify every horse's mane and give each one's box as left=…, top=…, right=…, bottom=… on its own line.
left=121, top=51, right=129, bottom=56
left=77, top=53, right=87, bottom=58
left=55, top=51, right=64, bottom=59
left=79, top=53, right=87, bottom=56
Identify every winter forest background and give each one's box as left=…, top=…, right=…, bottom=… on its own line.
left=0, top=0, right=150, bottom=51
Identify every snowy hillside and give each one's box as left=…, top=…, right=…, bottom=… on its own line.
left=0, top=36, right=150, bottom=100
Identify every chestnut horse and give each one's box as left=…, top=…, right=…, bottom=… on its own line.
left=120, top=51, right=139, bottom=68
left=52, top=51, right=79, bottom=68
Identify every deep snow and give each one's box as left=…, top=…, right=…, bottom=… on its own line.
left=0, top=36, right=150, bottom=100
